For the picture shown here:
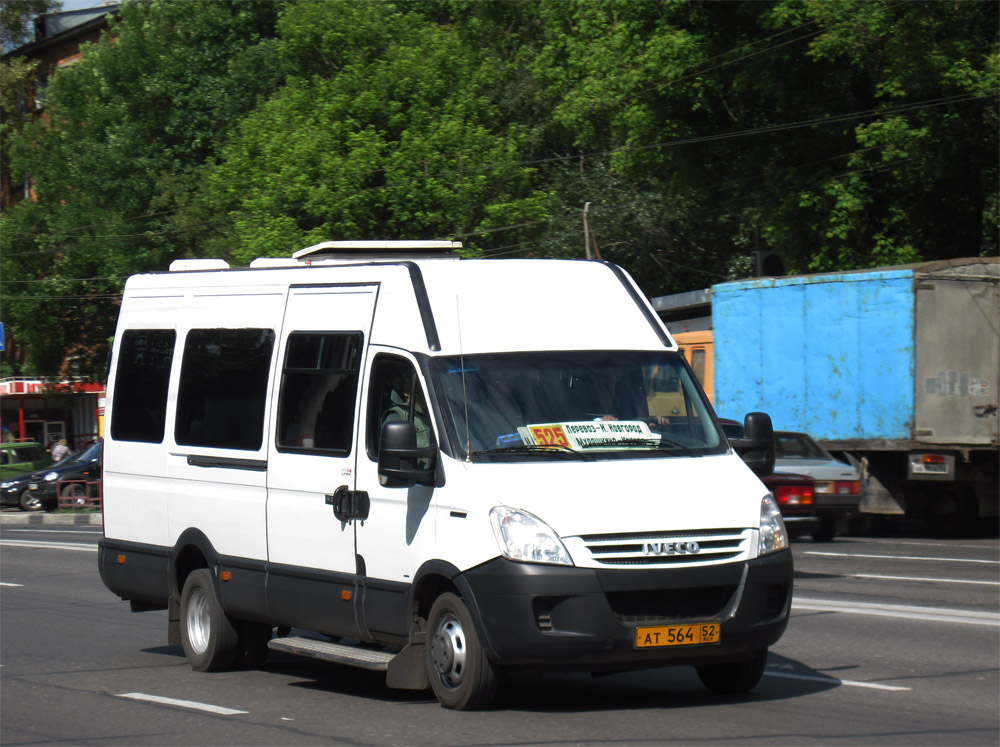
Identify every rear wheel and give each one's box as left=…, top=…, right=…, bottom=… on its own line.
left=425, top=592, right=498, bottom=710
left=179, top=569, right=239, bottom=672
left=696, top=648, right=768, bottom=695
left=59, top=482, right=87, bottom=505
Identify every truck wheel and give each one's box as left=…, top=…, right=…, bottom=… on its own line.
left=18, top=490, right=42, bottom=511
left=180, top=569, right=239, bottom=672
left=696, top=648, right=768, bottom=695
left=811, top=517, right=837, bottom=542
left=927, top=490, right=977, bottom=538
left=425, top=592, right=498, bottom=710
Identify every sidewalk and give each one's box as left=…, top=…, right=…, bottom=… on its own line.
left=0, top=511, right=103, bottom=526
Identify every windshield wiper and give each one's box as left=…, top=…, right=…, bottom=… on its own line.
left=471, top=444, right=587, bottom=458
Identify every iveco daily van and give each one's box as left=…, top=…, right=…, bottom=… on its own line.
left=98, top=241, right=791, bottom=710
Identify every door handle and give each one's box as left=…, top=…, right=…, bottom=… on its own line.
left=326, top=485, right=371, bottom=522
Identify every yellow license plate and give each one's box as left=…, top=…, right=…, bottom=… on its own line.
left=635, top=623, right=720, bottom=648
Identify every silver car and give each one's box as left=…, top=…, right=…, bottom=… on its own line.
left=773, top=431, right=862, bottom=541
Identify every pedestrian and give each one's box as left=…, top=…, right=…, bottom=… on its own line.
left=51, top=439, right=70, bottom=462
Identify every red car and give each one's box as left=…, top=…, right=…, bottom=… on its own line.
left=762, top=471, right=819, bottom=539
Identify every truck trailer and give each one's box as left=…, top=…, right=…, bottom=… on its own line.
left=656, top=258, right=999, bottom=535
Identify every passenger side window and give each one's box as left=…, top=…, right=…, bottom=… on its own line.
left=111, top=329, right=176, bottom=443
left=366, top=355, right=432, bottom=461
left=175, top=328, right=275, bottom=451
left=276, top=333, right=361, bottom=453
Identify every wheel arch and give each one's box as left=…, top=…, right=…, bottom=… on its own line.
left=169, top=528, right=220, bottom=601
left=408, top=559, right=499, bottom=659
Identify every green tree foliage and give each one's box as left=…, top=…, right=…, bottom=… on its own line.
left=1, top=0, right=996, bottom=376
left=190, top=0, right=550, bottom=264
left=1, top=0, right=283, bottom=375
left=778, top=0, right=999, bottom=270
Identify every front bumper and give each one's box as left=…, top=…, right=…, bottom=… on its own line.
left=458, top=549, right=793, bottom=672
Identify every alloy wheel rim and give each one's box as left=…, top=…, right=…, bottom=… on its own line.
left=186, top=587, right=211, bottom=655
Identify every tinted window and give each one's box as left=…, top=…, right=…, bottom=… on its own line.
left=276, top=333, right=361, bottom=453
left=111, top=329, right=176, bottom=443
left=176, top=329, right=274, bottom=450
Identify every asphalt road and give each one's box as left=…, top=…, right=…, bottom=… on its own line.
left=1, top=518, right=997, bottom=746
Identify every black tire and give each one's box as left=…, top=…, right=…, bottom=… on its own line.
left=179, top=569, right=239, bottom=672
left=927, top=489, right=978, bottom=538
left=59, top=482, right=87, bottom=505
left=425, top=592, right=498, bottom=710
left=18, top=490, right=42, bottom=512
left=811, top=517, right=837, bottom=542
left=696, top=648, right=768, bottom=695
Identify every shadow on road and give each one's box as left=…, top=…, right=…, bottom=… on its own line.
left=145, top=645, right=838, bottom=713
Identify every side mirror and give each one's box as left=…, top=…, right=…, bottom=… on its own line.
left=378, top=420, right=437, bottom=488
left=731, top=412, right=775, bottom=477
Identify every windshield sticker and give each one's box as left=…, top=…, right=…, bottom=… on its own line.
left=518, top=421, right=657, bottom=450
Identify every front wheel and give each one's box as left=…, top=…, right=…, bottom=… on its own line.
left=18, top=490, right=42, bottom=511
left=696, top=648, right=768, bottom=695
left=179, top=569, right=239, bottom=672
left=425, top=592, right=498, bottom=710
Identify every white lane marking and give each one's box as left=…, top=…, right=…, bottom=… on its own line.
left=861, top=539, right=996, bottom=550
left=852, top=573, right=1000, bottom=587
left=0, top=539, right=97, bottom=552
left=765, top=670, right=911, bottom=691
left=805, top=551, right=998, bottom=565
left=1, top=582, right=24, bottom=587
left=116, top=693, right=248, bottom=715
left=793, top=597, right=1000, bottom=626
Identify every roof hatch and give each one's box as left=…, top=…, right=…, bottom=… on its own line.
left=292, top=240, right=462, bottom=261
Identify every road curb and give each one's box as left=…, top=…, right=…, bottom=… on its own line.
left=0, top=512, right=103, bottom=526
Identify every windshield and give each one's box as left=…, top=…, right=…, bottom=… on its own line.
left=428, top=351, right=725, bottom=461
left=67, top=441, right=102, bottom=464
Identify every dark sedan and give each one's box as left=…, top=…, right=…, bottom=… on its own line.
left=0, top=472, right=42, bottom=511
left=26, top=441, right=103, bottom=511
left=761, top=471, right=820, bottom=539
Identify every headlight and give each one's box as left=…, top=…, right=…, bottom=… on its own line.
left=0, top=481, right=14, bottom=490
left=490, top=506, right=574, bottom=566
left=759, top=494, right=789, bottom=556
left=43, top=471, right=59, bottom=482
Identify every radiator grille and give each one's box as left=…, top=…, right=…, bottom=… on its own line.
left=573, top=528, right=750, bottom=567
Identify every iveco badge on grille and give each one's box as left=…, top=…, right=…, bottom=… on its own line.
left=643, top=541, right=700, bottom=556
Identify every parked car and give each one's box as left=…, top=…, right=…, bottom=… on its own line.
left=761, top=471, right=819, bottom=539
left=773, top=431, right=861, bottom=541
left=0, top=441, right=51, bottom=481
left=27, top=441, right=103, bottom=511
left=721, top=421, right=858, bottom=541
left=0, top=472, right=43, bottom=511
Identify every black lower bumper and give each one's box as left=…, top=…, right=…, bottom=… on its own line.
left=459, top=549, right=793, bottom=672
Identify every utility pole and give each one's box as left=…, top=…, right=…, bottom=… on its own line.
left=583, top=202, right=602, bottom=260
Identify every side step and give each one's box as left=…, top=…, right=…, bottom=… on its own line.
left=267, top=636, right=395, bottom=672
